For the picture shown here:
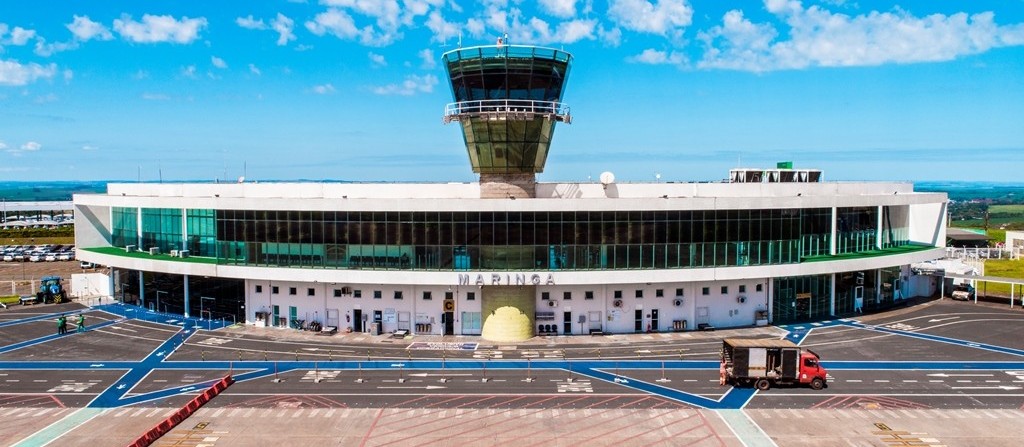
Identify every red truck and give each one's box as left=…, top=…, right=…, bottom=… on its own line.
left=722, top=338, right=828, bottom=390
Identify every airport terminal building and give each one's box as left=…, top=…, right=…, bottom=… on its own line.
left=74, top=45, right=948, bottom=340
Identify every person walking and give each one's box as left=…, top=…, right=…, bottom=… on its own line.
left=57, top=315, right=67, bottom=335
left=77, top=314, right=85, bottom=333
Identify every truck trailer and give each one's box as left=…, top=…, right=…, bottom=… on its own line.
left=722, top=338, right=828, bottom=390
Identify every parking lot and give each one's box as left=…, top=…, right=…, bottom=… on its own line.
left=1, top=244, right=76, bottom=263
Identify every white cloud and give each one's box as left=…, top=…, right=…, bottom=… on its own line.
left=6, top=140, right=42, bottom=156
left=372, top=73, right=438, bottom=95
left=368, top=52, right=387, bottom=67
left=82, top=145, right=99, bottom=151
left=211, top=56, right=227, bottom=69
left=312, top=83, right=336, bottom=94
left=248, top=63, right=262, bottom=75
left=0, top=59, right=57, bottom=86
left=628, top=48, right=685, bottom=64
left=307, top=1, right=412, bottom=47
left=466, top=18, right=485, bottom=37
left=63, top=69, right=73, bottom=82
left=141, top=92, right=170, bottom=100
left=607, top=0, right=693, bottom=37
left=418, top=48, right=436, bottom=69
left=271, top=13, right=297, bottom=46
left=7, top=26, right=36, bottom=45
left=306, top=9, right=360, bottom=40
left=539, top=0, right=576, bottom=19
left=699, top=2, right=1024, bottom=72
left=132, top=69, right=149, bottom=80
left=67, top=16, right=113, bottom=41
left=34, top=40, right=78, bottom=57
left=236, top=15, right=267, bottom=30
left=465, top=2, right=595, bottom=45
left=113, top=14, right=208, bottom=44
left=598, top=24, right=623, bottom=46
left=426, top=11, right=461, bottom=43
left=181, top=65, right=197, bottom=78
left=557, top=19, right=597, bottom=43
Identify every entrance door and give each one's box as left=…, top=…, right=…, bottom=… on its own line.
left=272, top=305, right=280, bottom=327
left=854, top=286, right=864, bottom=313
left=650, top=309, right=659, bottom=332
left=352, top=309, right=362, bottom=332
left=326, top=309, right=339, bottom=328
left=444, top=311, right=454, bottom=335
left=634, top=309, right=643, bottom=332
left=696, top=306, right=710, bottom=328
left=563, top=311, right=572, bottom=334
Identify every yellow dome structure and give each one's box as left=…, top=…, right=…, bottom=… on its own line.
left=481, top=306, right=533, bottom=342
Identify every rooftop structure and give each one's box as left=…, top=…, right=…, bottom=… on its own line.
left=74, top=46, right=948, bottom=342
left=443, top=45, right=572, bottom=199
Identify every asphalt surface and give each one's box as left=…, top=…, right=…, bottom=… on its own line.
left=3, top=297, right=1024, bottom=446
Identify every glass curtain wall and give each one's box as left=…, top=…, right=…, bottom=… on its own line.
left=772, top=274, right=831, bottom=324
left=836, top=207, right=877, bottom=254
left=141, top=208, right=182, bottom=254
left=186, top=209, right=217, bottom=257
left=212, top=208, right=836, bottom=271
left=111, top=207, right=138, bottom=247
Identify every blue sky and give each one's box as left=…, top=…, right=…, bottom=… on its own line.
left=1, top=0, right=1023, bottom=183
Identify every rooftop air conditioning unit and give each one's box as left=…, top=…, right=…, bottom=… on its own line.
left=148, top=247, right=159, bottom=255
left=169, top=250, right=179, bottom=257
left=548, top=300, right=557, bottom=307
left=178, top=250, right=189, bottom=258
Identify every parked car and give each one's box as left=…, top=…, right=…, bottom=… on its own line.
left=951, top=283, right=975, bottom=301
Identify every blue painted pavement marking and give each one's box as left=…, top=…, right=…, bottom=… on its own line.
left=0, top=319, right=118, bottom=354
left=88, top=327, right=199, bottom=408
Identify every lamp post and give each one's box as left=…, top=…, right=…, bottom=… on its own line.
left=200, top=296, right=215, bottom=330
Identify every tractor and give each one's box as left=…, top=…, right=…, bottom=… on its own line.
left=36, top=276, right=67, bottom=304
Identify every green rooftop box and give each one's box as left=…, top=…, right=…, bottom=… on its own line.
left=777, top=161, right=793, bottom=169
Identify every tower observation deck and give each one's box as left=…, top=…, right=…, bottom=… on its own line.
left=443, top=45, right=573, bottom=198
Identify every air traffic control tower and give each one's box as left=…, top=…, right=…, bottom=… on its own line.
left=443, top=45, right=573, bottom=199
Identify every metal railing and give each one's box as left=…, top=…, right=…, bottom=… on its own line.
left=443, top=100, right=571, bottom=123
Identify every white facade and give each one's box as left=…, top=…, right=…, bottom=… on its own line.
left=74, top=179, right=947, bottom=335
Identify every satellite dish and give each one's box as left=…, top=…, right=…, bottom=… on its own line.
left=599, top=171, right=615, bottom=186
left=237, top=176, right=245, bottom=183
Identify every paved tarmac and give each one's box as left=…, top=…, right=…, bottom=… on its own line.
left=4, top=297, right=1024, bottom=446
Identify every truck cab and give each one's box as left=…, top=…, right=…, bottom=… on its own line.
left=799, top=351, right=828, bottom=389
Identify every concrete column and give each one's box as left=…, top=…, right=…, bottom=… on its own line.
left=829, top=273, right=836, bottom=316
left=876, top=206, right=883, bottom=249
left=830, top=207, right=837, bottom=255
left=137, top=207, right=143, bottom=249
left=183, top=274, right=190, bottom=318
left=766, top=278, right=774, bottom=323
left=181, top=208, right=188, bottom=251
left=876, top=270, right=882, bottom=304
left=138, top=271, right=145, bottom=308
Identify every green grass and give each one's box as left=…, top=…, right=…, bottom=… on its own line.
left=83, top=246, right=221, bottom=264
left=801, top=244, right=937, bottom=263
left=990, top=204, right=1024, bottom=215
left=978, top=259, right=1024, bottom=297
left=2, top=237, right=75, bottom=246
